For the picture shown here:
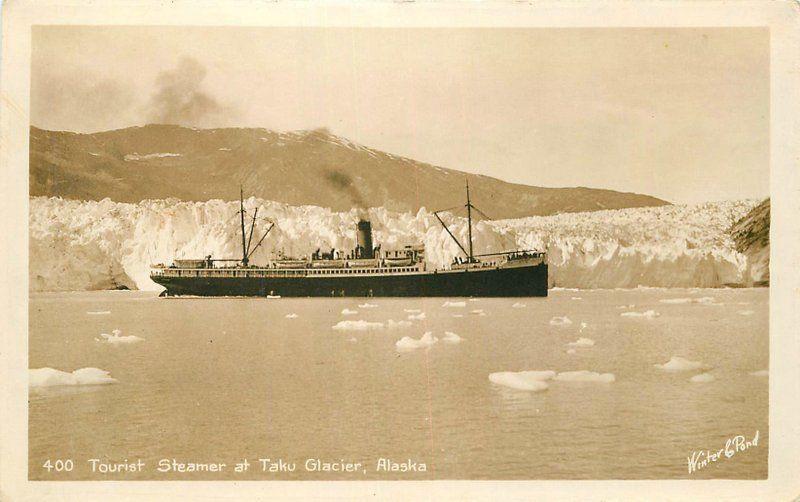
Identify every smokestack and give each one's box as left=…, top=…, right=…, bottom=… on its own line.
left=357, top=220, right=373, bottom=259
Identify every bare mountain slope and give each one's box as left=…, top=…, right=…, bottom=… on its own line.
left=30, top=124, right=669, bottom=219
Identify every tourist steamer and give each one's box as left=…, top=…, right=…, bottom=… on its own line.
left=150, top=183, right=548, bottom=297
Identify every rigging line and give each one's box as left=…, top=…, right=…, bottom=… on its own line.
left=433, top=211, right=469, bottom=258
left=247, top=222, right=275, bottom=260
left=245, top=207, right=259, bottom=256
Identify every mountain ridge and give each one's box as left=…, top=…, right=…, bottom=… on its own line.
left=30, top=124, right=670, bottom=219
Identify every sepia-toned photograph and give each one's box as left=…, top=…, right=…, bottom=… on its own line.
left=3, top=2, right=798, bottom=498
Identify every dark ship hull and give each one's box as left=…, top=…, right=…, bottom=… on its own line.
left=152, top=262, right=548, bottom=298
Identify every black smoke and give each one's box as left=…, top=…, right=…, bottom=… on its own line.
left=324, top=170, right=366, bottom=209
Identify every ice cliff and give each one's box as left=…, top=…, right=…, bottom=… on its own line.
left=29, top=197, right=764, bottom=291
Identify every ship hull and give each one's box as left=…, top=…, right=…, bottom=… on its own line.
left=152, top=263, right=548, bottom=298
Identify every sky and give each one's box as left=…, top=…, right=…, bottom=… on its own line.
left=31, top=26, right=769, bottom=204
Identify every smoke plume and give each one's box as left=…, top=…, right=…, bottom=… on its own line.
left=146, top=56, right=232, bottom=126
left=324, top=170, right=366, bottom=209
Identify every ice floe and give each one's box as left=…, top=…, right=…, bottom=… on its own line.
left=553, top=370, right=615, bottom=383
left=655, top=356, right=705, bottom=372
left=549, top=316, right=572, bottom=326
left=341, top=308, right=358, bottom=315
left=620, top=310, right=660, bottom=318
left=442, top=331, right=463, bottom=344
left=659, top=297, right=720, bottom=305
left=488, top=371, right=554, bottom=391
left=30, top=367, right=117, bottom=387
left=396, top=332, right=438, bottom=351
left=332, top=320, right=384, bottom=331
left=442, top=301, right=466, bottom=308
left=488, top=369, right=614, bottom=391
left=94, top=329, right=144, bottom=345
left=566, top=337, right=595, bottom=347
left=690, top=372, right=715, bottom=383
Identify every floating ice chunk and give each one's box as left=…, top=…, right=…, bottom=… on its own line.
left=386, top=319, right=413, bottom=328
left=30, top=367, right=117, bottom=387
left=659, top=298, right=692, bottom=304
left=470, top=309, right=486, bottom=316
left=553, top=371, right=615, bottom=383
left=403, top=309, right=422, bottom=313
left=86, top=311, right=111, bottom=315
left=739, top=310, right=755, bottom=316
left=407, top=312, right=426, bottom=321
left=124, top=152, right=182, bottom=161
left=566, top=349, right=577, bottom=355
left=396, top=331, right=438, bottom=351
left=660, top=297, right=721, bottom=305
left=358, top=303, right=378, bottom=309
left=567, top=337, right=595, bottom=347
left=512, top=302, right=526, bottom=308
left=620, top=310, right=660, bottom=318
left=94, top=329, right=144, bottom=345
left=332, top=320, right=384, bottom=331
left=452, top=314, right=464, bottom=318
left=655, top=356, right=704, bottom=372
left=488, top=371, right=554, bottom=391
left=341, top=308, right=358, bottom=315
left=442, top=331, right=463, bottom=344
left=442, top=301, right=466, bottom=308
left=749, top=369, right=768, bottom=377
left=690, top=372, right=715, bottom=383
left=549, top=316, right=572, bottom=326
left=285, top=313, right=298, bottom=319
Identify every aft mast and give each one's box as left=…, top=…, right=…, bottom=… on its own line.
left=466, top=180, right=474, bottom=262
left=240, top=186, right=249, bottom=266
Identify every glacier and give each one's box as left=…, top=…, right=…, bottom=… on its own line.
left=29, top=196, right=764, bottom=292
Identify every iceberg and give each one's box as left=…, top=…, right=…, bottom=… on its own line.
left=553, top=371, right=615, bottom=383
left=396, top=331, right=438, bottom=351
left=655, top=356, right=705, bottom=372
left=332, top=320, right=384, bottom=331
left=549, top=316, right=572, bottom=326
left=30, top=367, right=117, bottom=387
left=94, top=329, right=144, bottom=345
left=442, top=331, right=463, bottom=344
left=488, top=371, right=554, bottom=391
left=28, top=197, right=762, bottom=291
left=620, top=310, right=660, bottom=318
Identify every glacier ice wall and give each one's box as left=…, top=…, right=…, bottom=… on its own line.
left=29, top=197, right=761, bottom=291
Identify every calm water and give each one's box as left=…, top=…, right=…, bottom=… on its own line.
left=29, top=288, right=768, bottom=480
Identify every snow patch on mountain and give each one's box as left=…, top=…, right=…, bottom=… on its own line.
left=29, top=197, right=761, bottom=291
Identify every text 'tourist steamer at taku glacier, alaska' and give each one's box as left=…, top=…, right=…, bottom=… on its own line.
left=150, top=182, right=548, bottom=297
